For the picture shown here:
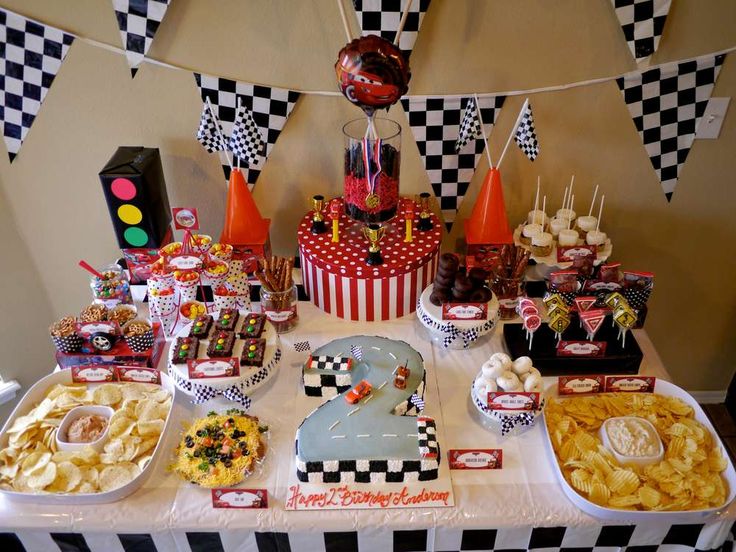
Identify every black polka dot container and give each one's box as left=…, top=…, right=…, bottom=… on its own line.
left=297, top=198, right=441, bottom=321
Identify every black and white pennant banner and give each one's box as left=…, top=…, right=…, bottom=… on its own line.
left=352, top=0, right=432, bottom=58
left=617, top=53, right=725, bottom=201
left=195, top=73, right=300, bottom=186
left=611, top=0, right=671, bottom=63
left=401, top=95, right=505, bottom=230
left=112, top=0, right=171, bottom=77
left=0, top=9, right=74, bottom=162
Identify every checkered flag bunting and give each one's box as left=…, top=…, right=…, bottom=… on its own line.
left=195, top=73, right=300, bottom=186
left=112, top=0, right=171, bottom=77
left=293, top=341, right=311, bottom=353
left=513, top=100, right=540, bottom=162
left=0, top=9, right=74, bottom=162
left=401, top=95, right=505, bottom=230
left=616, top=53, right=725, bottom=201
left=455, top=97, right=483, bottom=153
left=611, top=0, right=671, bottom=62
left=196, top=103, right=227, bottom=153
left=352, top=0, right=432, bottom=58
left=229, top=102, right=264, bottom=167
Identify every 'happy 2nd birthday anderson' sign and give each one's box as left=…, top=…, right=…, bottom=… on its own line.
left=286, top=484, right=453, bottom=510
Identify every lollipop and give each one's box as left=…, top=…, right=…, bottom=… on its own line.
left=613, top=304, right=638, bottom=348
left=523, top=312, right=541, bottom=349
left=548, top=313, right=571, bottom=343
left=579, top=309, right=606, bottom=341
left=335, top=35, right=410, bottom=116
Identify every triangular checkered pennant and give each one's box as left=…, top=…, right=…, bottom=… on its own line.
left=196, top=103, right=226, bottom=153
left=616, top=53, right=725, bottom=201
left=513, top=100, right=539, bottom=162
left=352, top=0, right=432, bottom=58
left=401, top=95, right=505, bottom=230
left=112, top=0, right=171, bottom=77
left=229, top=103, right=264, bottom=167
left=195, top=73, right=300, bottom=187
left=455, top=97, right=483, bottom=153
left=611, top=0, right=671, bottom=63
left=0, top=9, right=74, bottom=162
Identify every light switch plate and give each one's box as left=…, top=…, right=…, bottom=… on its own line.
left=696, top=97, right=730, bottom=139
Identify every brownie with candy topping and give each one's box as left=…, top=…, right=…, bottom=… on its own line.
left=189, top=315, right=213, bottom=338
left=238, top=313, right=266, bottom=339
left=207, top=330, right=235, bottom=357
left=240, top=338, right=266, bottom=367
left=172, top=336, right=199, bottom=364
left=215, top=309, right=239, bottom=332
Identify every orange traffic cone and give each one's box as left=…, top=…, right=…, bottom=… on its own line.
left=464, top=168, right=513, bottom=244
left=220, top=168, right=270, bottom=245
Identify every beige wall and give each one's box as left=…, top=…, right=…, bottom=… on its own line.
left=0, top=0, right=734, bottom=391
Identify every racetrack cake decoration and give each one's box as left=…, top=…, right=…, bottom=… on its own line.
left=296, top=336, right=439, bottom=483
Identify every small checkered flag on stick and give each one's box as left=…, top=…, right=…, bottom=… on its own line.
left=410, top=393, right=424, bottom=411
left=455, top=97, right=483, bottom=153
left=497, top=98, right=539, bottom=169
left=112, top=0, right=171, bottom=77
left=293, top=341, right=311, bottom=353
left=229, top=99, right=264, bottom=167
left=196, top=101, right=228, bottom=154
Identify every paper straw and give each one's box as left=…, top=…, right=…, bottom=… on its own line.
left=336, top=0, right=352, bottom=42
left=588, top=184, right=599, bottom=217
left=596, top=195, right=605, bottom=231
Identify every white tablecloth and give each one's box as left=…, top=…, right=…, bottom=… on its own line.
left=0, top=302, right=733, bottom=552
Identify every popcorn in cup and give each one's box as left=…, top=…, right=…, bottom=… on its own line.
left=123, top=319, right=154, bottom=352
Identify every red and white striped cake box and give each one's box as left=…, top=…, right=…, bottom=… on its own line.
left=297, top=201, right=442, bottom=321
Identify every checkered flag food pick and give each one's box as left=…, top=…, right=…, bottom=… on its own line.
left=350, top=344, right=363, bottom=361
left=611, top=0, right=671, bottom=63
left=0, top=9, right=74, bottom=162
left=229, top=102, right=264, bottom=166
left=352, top=0, right=432, bottom=57
left=513, top=101, right=540, bottom=161
left=455, top=97, right=483, bottom=153
left=410, top=393, right=425, bottom=411
left=112, top=0, right=171, bottom=77
left=616, top=53, right=725, bottom=201
left=196, top=103, right=227, bottom=153
left=293, top=341, right=311, bottom=353
left=401, top=95, right=505, bottom=230
left=195, top=73, right=300, bottom=186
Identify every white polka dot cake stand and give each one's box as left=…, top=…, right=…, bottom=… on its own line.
left=416, top=284, right=500, bottom=350
left=167, top=311, right=282, bottom=402
left=297, top=199, right=442, bottom=321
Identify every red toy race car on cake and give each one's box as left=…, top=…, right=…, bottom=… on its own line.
left=394, top=364, right=410, bottom=390
left=345, top=380, right=372, bottom=404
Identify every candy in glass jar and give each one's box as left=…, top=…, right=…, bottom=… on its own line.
left=90, top=264, right=132, bottom=307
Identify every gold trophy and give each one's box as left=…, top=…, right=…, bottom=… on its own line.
left=363, top=223, right=386, bottom=265
left=417, top=192, right=433, bottom=231
left=311, top=195, right=326, bottom=234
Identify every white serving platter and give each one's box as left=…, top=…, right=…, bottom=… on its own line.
left=0, top=370, right=175, bottom=504
left=541, top=378, right=736, bottom=521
